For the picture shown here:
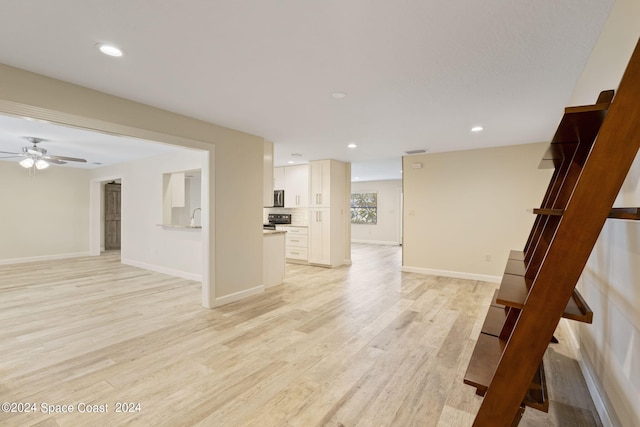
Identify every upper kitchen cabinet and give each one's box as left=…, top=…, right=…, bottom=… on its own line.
left=284, top=165, right=309, bottom=208
left=310, top=159, right=343, bottom=207
left=274, top=164, right=309, bottom=208
left=273, top=166, right=285, bottom=191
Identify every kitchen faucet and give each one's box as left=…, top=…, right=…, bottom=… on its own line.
left=190, top=207, right=201, bottom=226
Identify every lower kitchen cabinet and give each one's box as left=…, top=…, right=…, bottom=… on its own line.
left=308, top=208, right=331, bottom=265
left=276, top=226, right=308, bottom=261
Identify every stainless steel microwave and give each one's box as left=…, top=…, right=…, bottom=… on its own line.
left=273, top=190, right=284, bottom=207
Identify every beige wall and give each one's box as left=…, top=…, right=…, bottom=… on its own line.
left=566, top=1, right=640, bottom=426
left=0, top=63, right=264, bottom=307
left=402, top=142, right=551, bottom=281
left=351, top=180, right=402, bottom=245
left=0, top=161, right=90, bottom=262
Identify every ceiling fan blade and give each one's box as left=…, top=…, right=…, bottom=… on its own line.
left=0, top=155, right=22, bottom=159
left=46, top=155, right=87, bottom=163
left=47, top=158, right=67, bottom=165
left=0, top=150, right=22, bottom=155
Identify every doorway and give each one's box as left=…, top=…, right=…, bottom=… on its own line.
left=104, top=181, right=122, bottom=250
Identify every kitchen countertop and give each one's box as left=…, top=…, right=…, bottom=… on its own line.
left=157, top=224, right=202, bottom=230
left=263, top=230, right=287, bottom=235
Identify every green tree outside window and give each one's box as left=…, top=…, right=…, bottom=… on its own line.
left=351, top=192, right=377, bottom=224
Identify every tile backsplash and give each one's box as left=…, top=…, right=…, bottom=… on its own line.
left=264, top=207, right=309, bottom=226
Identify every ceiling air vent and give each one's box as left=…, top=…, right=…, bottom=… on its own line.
left=404, top=149, right=427, bottom=155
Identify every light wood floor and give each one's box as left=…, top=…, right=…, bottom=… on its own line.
left=0, top=244, right=601, bottom=427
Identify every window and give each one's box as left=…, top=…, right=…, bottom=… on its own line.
left=351, top=192, right=377, bottom=224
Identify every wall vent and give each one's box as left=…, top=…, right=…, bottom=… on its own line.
left=404, top=149, right=427, bottom=155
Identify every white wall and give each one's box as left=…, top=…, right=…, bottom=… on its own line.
left=351, top=180, right=402, bottom=245
left=402, top=142, right=552, bottom=281
left=0, top=162, right=90, bottom=263
left=90, top=150, right=205, bottom=281
left=565, top=1, right=640, bottom=426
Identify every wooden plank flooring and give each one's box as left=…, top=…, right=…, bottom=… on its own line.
left=0, top=244, right=601, bottom=426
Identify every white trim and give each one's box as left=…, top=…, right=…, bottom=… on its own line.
left=578, top=346, right=616, bottom=427
left=212, top=285, right=264, bottom=307
left=560, top=320, right=616, bottom=427
left=400, top=265, right=501, bottom=283
left=0, top=252, right=90, bottom=265
left=0, top=100, right=215, bottom=309
left=351, top=239, right=400, bottom=245
left=122, top=258, right=202, bottom=282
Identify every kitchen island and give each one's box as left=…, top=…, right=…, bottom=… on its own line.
left=263, top=229, right=286, bottom=288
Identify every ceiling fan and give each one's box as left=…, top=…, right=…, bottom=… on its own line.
left=0, top=137, right=87, bottom=170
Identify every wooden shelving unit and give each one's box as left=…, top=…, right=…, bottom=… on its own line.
left=464, top=39, right=640, bottom=426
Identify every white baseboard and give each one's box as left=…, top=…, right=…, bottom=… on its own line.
left=351, top=239, right=400, bottom=245
left=400, top=265, right=501, bottom=283
left=560, top=320, right=616, bottom=427
left=576, top=345, right=617, bottom=426
left=122, top=258, right=202, bottom=282
left=0, top=251, right=90, bottom=265
left=212, top=285, right=264, bottom=307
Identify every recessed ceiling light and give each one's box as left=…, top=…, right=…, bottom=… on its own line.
left=347, top=143, right=357, bottom=149
left=354, top=177, right=360, bottom=180
left=332, top=92, right=347, bottom=99
left=471, top=126, right=483, bottom=132
left=97, top=44, right=124, bottom=57
left=288, top=160, right=295, bottom=164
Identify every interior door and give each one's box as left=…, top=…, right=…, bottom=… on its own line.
left=105, top=182, right=121, bottom=250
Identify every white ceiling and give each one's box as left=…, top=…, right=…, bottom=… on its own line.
left=0, top=114, right=181, bottom=168
left=0, top=1, right=614, bottom=180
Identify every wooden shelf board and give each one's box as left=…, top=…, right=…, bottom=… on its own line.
left=533, top=208, right=564, bottom=216
left=539, top=142, right=579, bottom=169
left=551, top=106, right=609, bottom=145
left=504, top=258, right=526, bottom=276
left=509, top=250, right=525, bottom=261
left=531, top=207, right=640, bottom=220
left=608, top=207, right=640, bottom=220
left=464, top=333, right=549, bottom=412
left=496, top=274, right=593, bottom=323
left=563, top=101, right=611, bottom=115
left=481, top=306, right=506, bottom=337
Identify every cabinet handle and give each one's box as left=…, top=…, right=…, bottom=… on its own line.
left=291, top=251, right=299, bottom=255
left=319, top=194, right=322, bottom=205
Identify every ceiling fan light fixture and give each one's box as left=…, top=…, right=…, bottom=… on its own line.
left=35, top=159, right=49, bottom=170
left=19, top=158, right=34, bottom=168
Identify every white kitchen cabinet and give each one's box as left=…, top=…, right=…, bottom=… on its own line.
left=273, top=167, right=285, bottom=191
left=170, top=172, right=186, bottom=207
left=283, top=164, right=309, bottom=207
left=276, top=226, right=308, bottom=261
left=308, top=208, right=331, bottom=265
left=309, top=160, right=331, bottom=207
left=307, top=159, right=349, bottom=267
